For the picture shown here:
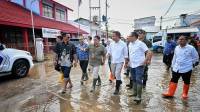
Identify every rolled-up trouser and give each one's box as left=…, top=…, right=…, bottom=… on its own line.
left=131, top=66, right=144, bottom=85
left=111, top=63, right=124, bottom=80
left=92, top=65, right=100, bottom=79
left=61, top=66, right=72, bottom=81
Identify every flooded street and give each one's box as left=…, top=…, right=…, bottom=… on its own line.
left=0, top=53, right=200, bottom=112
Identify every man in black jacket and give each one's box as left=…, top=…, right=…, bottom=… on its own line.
left=54, top=33, right=78, bottom=94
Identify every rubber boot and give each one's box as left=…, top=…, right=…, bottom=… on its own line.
left=129, top=82, right=137, bottom=97
left=114, top=80, right=121, bottom=95
left=182, top=83, right=189, bottom=99
left=83, top=73, right=89, bottom=81
left=81, top=73, right=84, bottom=81
left=90, top=78, right=98, bottom=92
left=85, top=73, right=89, bottom=81
left=80, top=73, right=84, bottom=85
left=143, top=69, right=148, bottom=88
left=143, top=78, right=147, bottom=89
left=134, top=84, right=143, bottom=103
left=96, top=75, right=101, bottom=86
left=162, top=82, right=177, bottom=97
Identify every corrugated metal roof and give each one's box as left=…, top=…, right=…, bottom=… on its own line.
left=167, top=27, right=199, bottom=34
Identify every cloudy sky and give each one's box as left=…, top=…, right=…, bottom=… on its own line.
left=56, top=0, right=200, bottom=36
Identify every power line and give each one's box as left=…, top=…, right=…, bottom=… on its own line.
left=163, top=0, right=176, bottom=17
left=160, top=0, right=176, bottom=30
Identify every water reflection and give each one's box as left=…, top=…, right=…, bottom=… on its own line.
left=1, top=53, right=200, bottom=112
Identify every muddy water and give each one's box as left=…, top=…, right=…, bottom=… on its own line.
left=0, top=54, right=199, bottom=112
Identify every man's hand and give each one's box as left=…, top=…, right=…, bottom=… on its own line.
left=73, top=62, right=77, bottom=67
left=124, top=63, right=128, bottom=68
left=80, top=48, right=86, bottom=51
left=195, top=61, right=199, bottom=66
left=124, top=58, right=129, bottom=68
left=143, top=59, right=151, bottom=65
left=144, top=50, right=152, bottom=65
left=101, top=61, right=105, bottom=65
left=193, top=61, right=199, bottom=67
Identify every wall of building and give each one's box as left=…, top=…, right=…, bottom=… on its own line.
left=134, top=16, right=156, bottom=29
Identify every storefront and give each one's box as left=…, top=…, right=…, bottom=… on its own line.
left=0, top=1, right=88, bottom=56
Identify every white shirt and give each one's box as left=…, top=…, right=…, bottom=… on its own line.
left=108, top=40, right=128, bottom=63
left=172, top=44, right=199, bottom=73
left=129, top=39, right=148, bottom=68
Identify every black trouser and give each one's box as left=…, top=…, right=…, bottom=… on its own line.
left=126, top=67, right=130, bottom=76
left=163, top=54, right=174, bottom=67
left=79, top=60, right=89, bottom=73
left=171, top=70, right=192, bottom=84
left=108, top=61, right=111, bottom=71
left=143, top=65, right=148, bottom=86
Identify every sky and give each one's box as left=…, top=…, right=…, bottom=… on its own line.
left=56, top=0, right=200, bottom=36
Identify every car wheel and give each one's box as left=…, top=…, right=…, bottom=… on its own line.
left=12, top=60, right=29, bottom=78
left=157, top=47, right=163, bottom=53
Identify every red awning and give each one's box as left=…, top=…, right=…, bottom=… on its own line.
left=0, top=1, right=88, bottom=34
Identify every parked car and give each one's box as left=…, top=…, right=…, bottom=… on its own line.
left=151, top=31, right=167, bottom=53
left=0, top=43, right=34, bottom=78
left=69, top=38, right=80, bottom=47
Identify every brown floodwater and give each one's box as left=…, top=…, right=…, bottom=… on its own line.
left=0, top=53, right=200, bottom=112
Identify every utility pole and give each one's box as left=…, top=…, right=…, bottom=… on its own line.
left=31, top=0, right=37, bottom=59
left=105, top=0, right=109, bottom=39
left=99, top=0, right=101, bottom=36
left=160, top=16, right=162, bottom=30
left=89, top=0, right=92, bottom=37
left=89, top=0, right=101, bottom=37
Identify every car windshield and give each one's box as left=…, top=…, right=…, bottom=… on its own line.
left=69, top=39, right=80, bottom=47
left=153, top=36, right=162, bottom=43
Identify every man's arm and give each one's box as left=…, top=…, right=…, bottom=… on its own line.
left=191, top=47, right=199, bottom=65
left=84, top=44, right=90, bottom=52
left=107, top=43, right=112, bottom=57
left=123, top=44, right=129, bottom=68
left=102, top=46, right=107, bottom=65
left=171, top=47, right=177, bottom=68
left=141, top=42, right=152, bottom=65
left=144, top=50, right=152, bottom=65
left=54, top=43, right=59, bottom=54
left=72, top=44, right=78, bottom=67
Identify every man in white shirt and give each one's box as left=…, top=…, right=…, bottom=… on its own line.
left=125, top=31, right=151, bottom=103
left=162, top=35, right=199, bottom=99
left=108, top=31, right=128, bottom=95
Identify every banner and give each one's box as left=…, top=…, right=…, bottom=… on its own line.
left=42, top=28, right=61, bottom=38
